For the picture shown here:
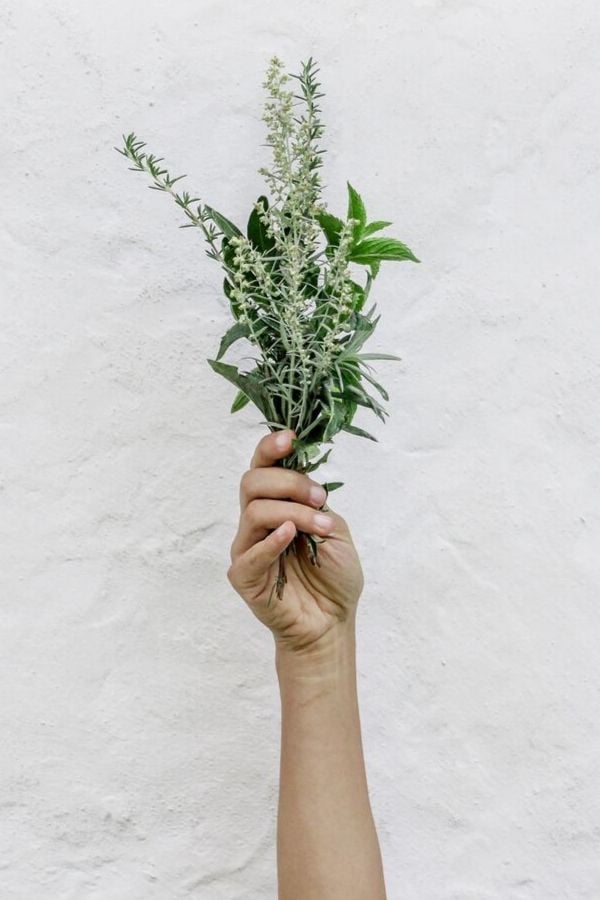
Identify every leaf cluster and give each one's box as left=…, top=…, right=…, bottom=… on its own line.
left=115, top=56, right=419, bottom=478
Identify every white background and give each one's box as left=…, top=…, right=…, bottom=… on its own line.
left=2, top=1, right=600, bottom=897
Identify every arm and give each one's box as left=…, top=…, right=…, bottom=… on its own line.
left=276, top=627, right=386, bottom=899
left=227, top=429, right=387, bottom=900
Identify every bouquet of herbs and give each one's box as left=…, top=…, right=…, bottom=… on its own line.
left=116, top=55, right=419, bottom=601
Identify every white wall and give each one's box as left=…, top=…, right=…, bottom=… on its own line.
left=2, top=1, right=600, bottom=897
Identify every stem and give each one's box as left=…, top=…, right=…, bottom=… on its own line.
left=118, top=135, right=235, bottom=278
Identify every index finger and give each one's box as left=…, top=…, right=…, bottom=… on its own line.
left=250, top=429, right=296, bottom=468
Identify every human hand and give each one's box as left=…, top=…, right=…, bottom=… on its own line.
left=227, top=430, right=364, bottom=656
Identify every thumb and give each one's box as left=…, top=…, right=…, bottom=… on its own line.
left=228, top=521, right=296, bottom=594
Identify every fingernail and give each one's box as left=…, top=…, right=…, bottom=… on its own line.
left=314, top=513, right=334, bottom=533
left=275, top=432, right=291, bottom=450
left=309, top=484, right=327, bottom=507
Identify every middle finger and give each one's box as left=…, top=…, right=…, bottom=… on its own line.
left=239, top=467, right=327, bottom=511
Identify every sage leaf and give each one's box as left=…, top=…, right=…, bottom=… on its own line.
left=231, top=389, right=250, bottom=413
left=207, top=359, right=268, bottom=416
left=204, top=205, right=242, bottom=239
left=216, top=321, right=251, bottom=360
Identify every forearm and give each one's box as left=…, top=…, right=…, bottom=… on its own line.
left=275, top=623, right=387, bottom=900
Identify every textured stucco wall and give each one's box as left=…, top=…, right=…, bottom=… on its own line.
left=2, top=1, right=600, bottom=897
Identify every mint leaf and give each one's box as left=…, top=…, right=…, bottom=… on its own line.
left=346, top=182, right=367, bottom=240
left=316, top=210, right=344, bottom=246
left=363, top=220, right=392, bottom=237
left=349, top=236, right=419, bottom=264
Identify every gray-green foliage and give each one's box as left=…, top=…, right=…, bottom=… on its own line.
left=115, top=56, right=419, bottom=478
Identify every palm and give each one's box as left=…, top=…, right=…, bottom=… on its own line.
left=228, top=431, right=366, bottom=653
left=248, top=514, right=364, bottom=649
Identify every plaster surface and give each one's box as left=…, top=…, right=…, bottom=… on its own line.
left=1, top=1, right=600, bottom=897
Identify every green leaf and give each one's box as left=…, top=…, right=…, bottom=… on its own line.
left=335, top=383, right=388, bottom=422
left=363, top=220, right=392, bottom=237
left=358, top=369, right=389, bottom=401
left=221, top=237, right=236, bottom=268
left=349, top=237, right=419, bottom=264
left=247, top=195, right=275, bottom=252
left=349, top=279, right=366, bottom=312
left=304, top=447, right=333, bottom=473
left=292, top=440, right=322, bottom=461
left=316, top=210, right=344, bottom=246
left=207, top=359, right=268, bottom=416
left=358, top=352, right=402, bottom=361
left=342, top=423, right=378, bottom=442
left=357, top=391, right=388, bottom=422
left=222, top=276, right=234, bottom=300
left=346, top=182, right=367, bottom=238
left=322, top=400, right=349, bottom=443
left=323, top=481, right=344, bottom=493
left=204, top=205, right=242, bottom=239
left=339, top=313, right=380, bottom=355
left=343, top=398, right=358, bottom=425
left=369, top=260, right=381, bottom=279
left=222, top=276, right=243, bottom=320
left=230, top=389, right=250, bottom=413
left=216, top=321, right=251, bottom=360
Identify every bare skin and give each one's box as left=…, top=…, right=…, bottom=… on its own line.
left=227, top=429, right=388, bottom=900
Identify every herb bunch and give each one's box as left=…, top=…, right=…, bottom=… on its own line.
left=116, top=55, right=419, bottom=602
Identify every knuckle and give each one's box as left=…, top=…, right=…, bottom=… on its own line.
left=240, top=469, right=254, bottom=494
left=285, top=471, right=313, bottom=504
left=245, top=498, right=263, bottom=527
left=245, top=548, right=262, bottom=573
left=307, top=478, right=327, bottom=506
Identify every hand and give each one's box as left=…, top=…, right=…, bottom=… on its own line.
left=227, top=429, right=364, bottom=655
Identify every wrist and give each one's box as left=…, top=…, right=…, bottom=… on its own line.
left=275, top=620, right=357, bottom=690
